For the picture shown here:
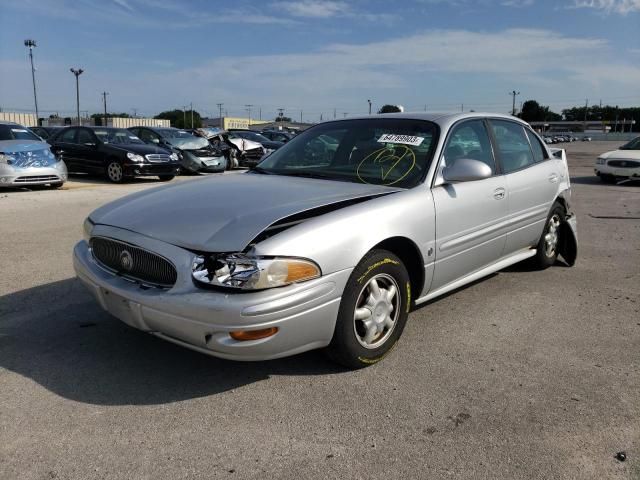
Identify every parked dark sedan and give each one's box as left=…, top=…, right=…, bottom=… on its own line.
left=30, top=126, right=65, bottom=140
left=260, top=130, right=295, bottom=143
left=129, top=127, right=227, bottom=173
left=49, top=126, right=181, bottom=183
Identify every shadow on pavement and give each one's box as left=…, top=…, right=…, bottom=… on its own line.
left=0, top=278, right=345, bottom=406
left=571, top=175, right=640, bottom=186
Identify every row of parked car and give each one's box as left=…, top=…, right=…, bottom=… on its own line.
left=0, top=121, right=297, bottom=187
left=541, top=134, right=588, bottom=144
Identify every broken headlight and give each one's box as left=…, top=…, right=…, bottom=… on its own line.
left=192, top=254, right=321, bottom=290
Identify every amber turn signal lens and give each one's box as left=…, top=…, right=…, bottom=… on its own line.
left=286, top=261, right=320, bottom=283
left=229, top=327, right=279, bottom=341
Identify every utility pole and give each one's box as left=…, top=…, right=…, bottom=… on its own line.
left=259, top=107, right=262, bottom=120
left=217, top=103, right=223, bottom=128
left=245, top=104, right=253, bottom=126
left=300, top=110, right=303, bottom=123
left=367, top=99, right=372, bottom=115
left=343, top=112, right=348, bottom=118
left=333, top=108, right=336, bottom=119
left=424, top=104, right=427, bottom=112
left=190, top=102, right=193, bottom=129
left=101, top=91, right=109, bottom=127
left=182, top=106, right=186, bottom=127
left=70, top=68, right=84, bottom=126
left=509, top=90, right=520, bottom=116
left=614, top=105, right=619, bottom=133
left=24, top=39, right=39, bottom=125
left=131, top=108, right=137, bottom=118
left=461, top=103, right=464, bottom=112
left=583, top=98, right=588, bottom=132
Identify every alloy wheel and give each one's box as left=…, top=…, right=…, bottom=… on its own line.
left=353, top=273, right=401, bottom=349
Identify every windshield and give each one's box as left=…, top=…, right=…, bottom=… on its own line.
left=255, top=119, right=438, bottom=188
left=231, top=131, right=270, bottom=143
left=93, top=128, right=144, bottom=145
left=0, top=125, right=42, bottom=142
left=620, top=137, right=640, bottom=150
left=158, top=129, right=194, bottom=139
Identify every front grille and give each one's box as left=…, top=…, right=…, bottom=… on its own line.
left=607, top=160, right=640, bottom=168
left=145, top=154, right=171, bottom=163
left=90, top=237, right=177, bottom=288
left=14, top=175, right=60, bottom=183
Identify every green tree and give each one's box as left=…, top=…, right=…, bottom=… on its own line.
left=378, top=104, right=402, bottom=114
left=154, top=109, right=202, bottom=128
left=275, top=116, right=292, bottom=122
left=519, top=100, right=561, bottom=122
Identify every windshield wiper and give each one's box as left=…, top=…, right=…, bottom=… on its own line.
left=249, top=166, right=273, bottom=175
left=279, top=171, right=346, bottom=181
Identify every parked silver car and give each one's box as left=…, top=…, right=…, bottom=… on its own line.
left=74, top=113, right=577, bottom=368
left=0, top=122, right=67, bottom=188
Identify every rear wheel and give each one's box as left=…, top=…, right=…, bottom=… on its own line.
left=158, top=175, right=174, bottom=181
left=326, top=249, right=410, bottom=369
left=531, top=202, right=565, bottom=269
left=106, top=161, right=125, bottom=183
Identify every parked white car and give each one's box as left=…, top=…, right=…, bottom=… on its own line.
left=594, top=136, right=640, bottom=183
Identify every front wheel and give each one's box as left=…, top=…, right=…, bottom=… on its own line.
left=531, top=202, right=565, bottom=269
left=106, top=161, right=125, bottom=183
left=326, top=249, right=410, bottom=369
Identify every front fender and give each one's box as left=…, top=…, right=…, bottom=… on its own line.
left=252, top=187, right=436, bottom=290
left=558, top=213, right=578, bottom=266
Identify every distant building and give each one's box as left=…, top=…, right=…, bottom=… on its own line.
left=201, top=117, right=269, bottom=130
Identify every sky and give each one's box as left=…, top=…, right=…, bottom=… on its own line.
left=0, top=0, right=639, bottom=121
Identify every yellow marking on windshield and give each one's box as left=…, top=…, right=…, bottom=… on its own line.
left=356, top=144, right=416, bottom=186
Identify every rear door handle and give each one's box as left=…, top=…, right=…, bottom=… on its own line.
left=493, top=187, right=505, bottom=200
left=548, top=173, right=558, bottom=183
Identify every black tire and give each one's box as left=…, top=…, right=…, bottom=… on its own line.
left=599, top=174, right=616, bottom=184
left=531, top=202, right=565, bottom=270
left=326, top=249, right=411, bottom=369
left=158, top=175, right=175, bottom=182
left=105, top=160, right=125, bottom=183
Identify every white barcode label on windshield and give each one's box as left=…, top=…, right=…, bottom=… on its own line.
left=377, top=134, right=424, bottom=146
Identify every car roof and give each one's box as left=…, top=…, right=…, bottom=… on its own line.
left=341, top=111, right=528, bottom=126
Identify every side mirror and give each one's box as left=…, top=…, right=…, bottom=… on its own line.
left=442, top=158, right=492, bottom=183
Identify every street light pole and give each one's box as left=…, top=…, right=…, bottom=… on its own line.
left=245, top=104, right=253, bottom=126
left=24, top=39, right=39, bottom=125
left=182, top=106, right=187, bottom=128
left=217, top=103, right=223, bottom=128
left=190, top=102, right=193, bottom=129
left=70, top=68, right=84, bottom=126
left=509, top=90, right=520, bottom=116
left=367, top=99, right=372, bottom=115
left=102, top=91, right=109, bottom=127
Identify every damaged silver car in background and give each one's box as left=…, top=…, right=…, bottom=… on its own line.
left=74, top=112, right=577, bottom=368
left=0, top=121, right=67, bottom=188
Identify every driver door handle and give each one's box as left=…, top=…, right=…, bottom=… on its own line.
left=493, top=187, right=505, bottom=200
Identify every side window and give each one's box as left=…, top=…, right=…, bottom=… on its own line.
left=77, top=129, right=96, bottom=145
left=490, top=120, right=535, bottom=173
left=60, top=128, right=77, bottom=143
left=139, top=129, right=160, bottom=143
left=525, top=129, right=547, bottom=163
left=443, top=119, right=496, bottom=173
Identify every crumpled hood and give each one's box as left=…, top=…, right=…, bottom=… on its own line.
left=600, top=149, right=640, bottom=160
left=90, top=173, right=400, bottom=252
left=0, top=139, right=49, bottom=154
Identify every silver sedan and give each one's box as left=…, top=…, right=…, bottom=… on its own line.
left=74, top=112, right=577, bottom=368
left=0, top=122, right=67, bottom=188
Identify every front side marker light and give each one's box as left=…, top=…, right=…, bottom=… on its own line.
left=229, top=327, right=279, bottom=341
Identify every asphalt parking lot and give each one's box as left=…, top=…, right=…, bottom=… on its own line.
left=0, top=142, right=638, bottom=479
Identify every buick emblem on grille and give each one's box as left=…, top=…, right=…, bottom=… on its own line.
left=119, top=250, right=134, bottom=271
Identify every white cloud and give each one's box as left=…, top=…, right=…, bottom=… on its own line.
left=570, top=0, right=640, bottom=14
left=2, top=28, right=638, bottom=116
left=271, top=0, right=349, bottom=18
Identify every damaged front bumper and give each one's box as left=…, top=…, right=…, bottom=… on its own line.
left=72, top=225, right=352, bottom=361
